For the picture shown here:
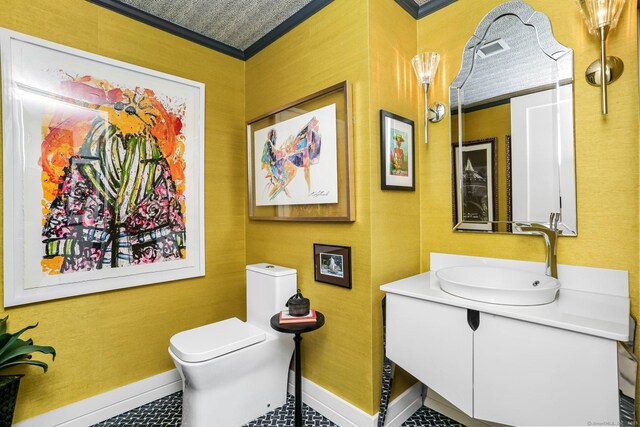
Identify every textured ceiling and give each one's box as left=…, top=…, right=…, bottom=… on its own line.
left=117, top=0, right=312, bottom=51
left=91, top=0, right=456, bottom=59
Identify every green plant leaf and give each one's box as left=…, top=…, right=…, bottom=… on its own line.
left=0, top=359, right=49, bottom=373
left=0, top=317, right=56, bottom=375
left=0, top=323, right=39, bottom=358
left=0, top=344, right=56, bottom=368
left=0, top=316, right=7, bottom=334
left=0, top=333, right=12, bottom=349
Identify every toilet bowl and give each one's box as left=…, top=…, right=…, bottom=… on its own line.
left=169, top=263, right=296, bottom=427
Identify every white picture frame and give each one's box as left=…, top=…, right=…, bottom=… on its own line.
left=1, top=28, right=205, bottom=307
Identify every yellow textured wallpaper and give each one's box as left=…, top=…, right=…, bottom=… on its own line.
left=245, top=0, right=376, bottom=414
left=368, top=0, right=421, bottom=407
left=0, top=0, right=246, bottom=422
left=452, top=103, right=512, bottom=230
left=1, top=0, right=638, bottom=423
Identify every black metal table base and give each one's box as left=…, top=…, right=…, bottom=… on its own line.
left=294, top=334, right=303, bottom=427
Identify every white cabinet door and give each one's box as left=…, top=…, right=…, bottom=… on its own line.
left=474, top=312, right=619, bottom=426
left=386, top=294, right=474, bottom=415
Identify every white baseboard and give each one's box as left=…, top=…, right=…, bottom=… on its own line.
left=287, top=370, right=422, bottom=427
left=14, top=370, right=182, bottom=427
left=16, top=368, right=420, bottom=427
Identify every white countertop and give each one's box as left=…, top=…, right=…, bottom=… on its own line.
left=380, top=254, right=630, bottom=341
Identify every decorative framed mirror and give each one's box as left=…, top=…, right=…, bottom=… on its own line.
left=450, top=1, right=576, bottom=235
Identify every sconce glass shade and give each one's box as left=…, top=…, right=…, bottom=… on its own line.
left=575, top=0, right=626, bottom=115
left=575, top=0, right=626, bottom=34
left=411, top=52, right=440, bottom=86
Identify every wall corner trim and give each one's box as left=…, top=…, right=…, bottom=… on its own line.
left=14, top=370, right=182, bottom=427
left=287, top=370, right=423, bottom=427
left=15, top=368, right=421, bottom=426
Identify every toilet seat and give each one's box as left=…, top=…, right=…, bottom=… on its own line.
left=170, top=317, right=265, bottom=363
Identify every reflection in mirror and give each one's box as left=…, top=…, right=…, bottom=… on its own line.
left=449, top=1, right=576, bottom=235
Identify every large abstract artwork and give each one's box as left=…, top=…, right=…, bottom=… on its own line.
left=1, top=29, right=205, bottom=306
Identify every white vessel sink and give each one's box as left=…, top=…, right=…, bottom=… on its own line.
left=436, top=265, right=560, bottom=306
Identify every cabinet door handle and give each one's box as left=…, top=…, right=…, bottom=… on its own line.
left=467, top=309, right=480, bottom=331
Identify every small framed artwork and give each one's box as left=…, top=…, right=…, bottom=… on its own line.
left=247, top=82, right=354, bottom=222
left=380, top=110, right=415, bottom=190
left=452, top=137, right=498, bottom=232
left=313, top=244, right=351, bottom=289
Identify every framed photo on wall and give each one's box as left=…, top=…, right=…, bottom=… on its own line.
left=247, top=82, right=354, bottom=222
left=452, top=137, right=498, bottom=232
left=1, top=29, right=205, bottom=307
left=380, top=110, right=415, bottom=191
left=313, top=244, right=351, bottom=289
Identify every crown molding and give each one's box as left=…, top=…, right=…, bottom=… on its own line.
left=244, top=0, right=332, bottom=60
left=394, top=0, right=457, bottom=19
left=87, top=0, right=333, bottom=61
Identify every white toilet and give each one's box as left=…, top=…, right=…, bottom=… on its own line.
left=168, top=263, right=296, bottom=427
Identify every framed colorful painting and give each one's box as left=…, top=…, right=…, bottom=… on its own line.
left=380, top=110, right=415, bottom=191
left=1, top=29, right=205, bottom=307
left=247, top=82, right=354, bottom=221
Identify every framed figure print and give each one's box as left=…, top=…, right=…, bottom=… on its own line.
left=313, top=244, right=351, bottom=289
left=1, top=29, right=205, bottom=306
left=380, top=110, right=415, bottom=190
left=452, top=137, right=498, bottom=232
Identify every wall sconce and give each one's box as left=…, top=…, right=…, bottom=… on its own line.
left=575, top=0, right=626, bottom=115
left=411, top=52, right=444, bottom=144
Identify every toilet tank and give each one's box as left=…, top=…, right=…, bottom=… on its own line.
left=246, top=263, right=297, bottom=328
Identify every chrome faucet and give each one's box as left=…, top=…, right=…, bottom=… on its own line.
left=517, top=213, right=560, bottom=279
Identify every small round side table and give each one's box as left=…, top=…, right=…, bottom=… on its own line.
left=270, top=311, right=325, bottom=427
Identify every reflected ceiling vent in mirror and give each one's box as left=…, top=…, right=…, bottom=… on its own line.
left=477, top=39, right=510, bottom=58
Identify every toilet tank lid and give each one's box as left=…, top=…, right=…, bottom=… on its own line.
left=169, top=318, right=265, bottom=363
left=246, top=263, right=297, bottom=277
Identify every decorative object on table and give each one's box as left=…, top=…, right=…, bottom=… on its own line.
left=279, top=309, right=317, bottom=324
left=0, top=316, right=56, bottom=426
left=285, top=289, right=310, bottom=316
left=451, top=137, right=498, bottom=232
left=380, top=110, right=415, bottom=191
left=411, top=51, right=440, bottom=144
left=246, top=81, right=354, bottom=222
left=0, top=29, right=205, bottom=307
left=313, top=244, right=351, bottom=289
left=575, top=0, right=626, bottom=114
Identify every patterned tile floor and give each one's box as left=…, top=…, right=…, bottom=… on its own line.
left=93, top=391, right=463, bottom=426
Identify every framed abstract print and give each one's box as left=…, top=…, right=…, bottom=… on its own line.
left=1, top=29, right=205, bottom=306
left=247, top=82, right=354, bottom=221
left=380, top=110, right=415, bottom=191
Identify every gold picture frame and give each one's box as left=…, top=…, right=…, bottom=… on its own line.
left=246, top=81, right=354, bottom=221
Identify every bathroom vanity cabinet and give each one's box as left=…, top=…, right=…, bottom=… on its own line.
left=382, top=253, right=630, bottom=427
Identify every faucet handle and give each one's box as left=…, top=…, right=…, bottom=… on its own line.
left=549, top=212, right=560, bottom=231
